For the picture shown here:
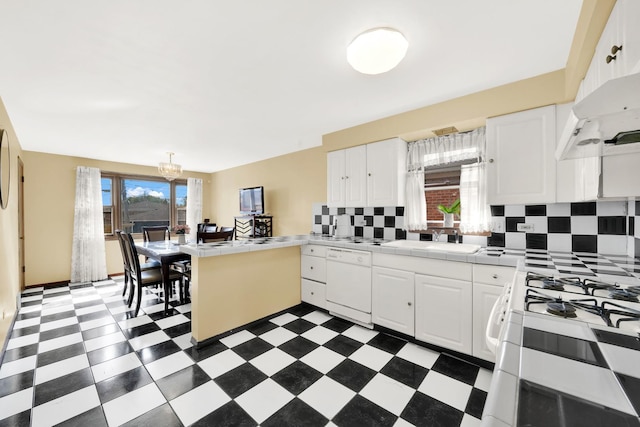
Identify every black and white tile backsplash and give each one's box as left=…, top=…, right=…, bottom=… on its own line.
left=312, top=200, right=640, bottom=257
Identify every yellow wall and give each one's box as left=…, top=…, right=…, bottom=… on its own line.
left=21, top=151, right=211, bottom=286
left=0, top=98, right=24, bottom=345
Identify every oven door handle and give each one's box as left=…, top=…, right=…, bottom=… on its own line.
left=485, top=290, right=507, bottom=356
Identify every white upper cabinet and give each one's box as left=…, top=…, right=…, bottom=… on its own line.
left=327, top=138, right=406, bottom=208
left=486, top=105, right=557, bottom=205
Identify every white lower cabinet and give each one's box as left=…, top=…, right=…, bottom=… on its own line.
left=415, top=273, right=473, bottom=355
left=300, top=245, right=327, bottom=309
left=472, top=283, right=503, bottom=362
left=372, top=267, right=415, bottom=336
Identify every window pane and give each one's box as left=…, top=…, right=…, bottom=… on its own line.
left=176, top=183, right=187, bottom=225
left=101, top=177, right=114, bottom=235
left=120, top=179, right=170, bottom=233
left=425, top=168, right=460, bottom=223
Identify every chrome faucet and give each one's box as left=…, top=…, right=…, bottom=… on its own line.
left=432, top=229, right=442, bottom=242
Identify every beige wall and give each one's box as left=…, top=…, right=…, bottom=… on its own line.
left=0, top=98, right=24, bottom=345
left=22, top=151, right=211, bottom=286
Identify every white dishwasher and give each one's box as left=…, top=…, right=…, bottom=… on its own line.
left=326, top=248, right=373, bottom=327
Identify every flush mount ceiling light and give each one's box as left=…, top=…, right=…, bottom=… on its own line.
left=158, top=152, right=182, bottom=181
left=347, top=27, right=408, bottom=75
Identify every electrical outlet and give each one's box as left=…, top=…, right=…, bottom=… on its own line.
left=517, top=223, right=534, bottom=232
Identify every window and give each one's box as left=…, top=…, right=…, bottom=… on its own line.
left=101, top=173, right=187, bottom=237
left=425, top=167, right=460, bottom=225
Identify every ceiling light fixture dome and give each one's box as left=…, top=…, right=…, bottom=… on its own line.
left=158, top=152, right=182, bottom=181
left=347, top=27, right=408, bottom=75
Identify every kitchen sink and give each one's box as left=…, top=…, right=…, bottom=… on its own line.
left=381, top=240, right=481, bottom=254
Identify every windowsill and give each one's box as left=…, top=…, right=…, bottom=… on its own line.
left=407, top=223, right=491, bottom=237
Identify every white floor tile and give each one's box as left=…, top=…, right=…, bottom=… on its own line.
left=79, top=316, right=115, bottom=332
left=0, top=355, right=37, bottom=379
left=299, top=347, right=345, bottom=374
left=19, top=305, right=42, bottom=314
left=270, top=312, right=298, bottom=326
left=38, top=332, right=83, bottom=353
left=31, top=385, right=100, bottom=427
left=299, top=376, right=356, bottom=419
left=173, top=333, right=193, bottom=350
left=102, top=383, right=166, bottom=427
left=92, top=352, right=141, bottom=383
left=220, top=330, right=255, bottom=348
left=155, top=314, right=189, bottom=330
left=84, top=331, right=126, bottom=352
left=43, top=287, right=70, bottom=295
left=235, top=378, right=294, bottom=424
left=176, top=303, right=192, bottom=314
left=142, top=303, right=169, bottom=315
left=128, top=330, right=170, bottom=351
left=349, top=344, right=394, bottom=371
left=42, top=294, right=73, bottom=306
left=40, top=304, right=75, bottom=317
left=360, top=374, right=415, bottom=415
left=170, top=381, right=231, bottom=425
left=39, top=316, right=77, bottom=332
left=23, top=286, right=44, bottom=294
left=461, top=413, right=483, bottom=427
left=198, top=349, right=245, bottom=379
left=342, top=325, right=378, bottom=343
left=118, top=315, right=153, bottom=330
left=393, top=417, right=416, bottom=427
left=0, top=387, right=33, bottom=420
left=302, top=326, right=339, bottom=345
left=74, top=304, right=107, bottom=316
left=145, top=351, right=194, bottom=381
left=474, top=368, right=493, bottom=392
left=250, top=348, right=296, bottom=376
left=418, top=370, right=473, bottom=411
left=108, top=304, right=132, bottom=315
left=396, top=342, right=440, bottom=369
left=302, top=310, right=333, bottom=325
left=36, top=353, right=90, bottom=385
left=6, top=333, right=40, bottom=350
left=259, top=327, right=297, bottom=347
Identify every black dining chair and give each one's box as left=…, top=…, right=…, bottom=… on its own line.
left=197, top=230, right=234, bottom=243
left=142, top=226, right=170, bottom=242
left=122, top=232, right=184, bottom=316
left=218, top=226, right=235, bottom=239
left=115, top=230, right=160, bottom=300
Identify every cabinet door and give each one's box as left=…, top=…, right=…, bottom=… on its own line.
left=302, top=278, right=326, bottom=309
left=487, top=105, right=557, bottom=205
left=327, top=150, right=346, bottom=207
left=372, top=267, right=415, bottom=336
left=594, top=1, right=623, bottom=85
left=345, top=145, right=367, bottom=207
left=301, top=255, right=326, bottom=283
left=415, top=274, right=472, bottom=355
left=366, top=138, right=406, bottom=207
left=620, top=0, right=640, bottom=75
left=472, top=282, right=502, bottom=362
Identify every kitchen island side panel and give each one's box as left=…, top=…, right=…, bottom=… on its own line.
left=190, top=246, right=301, bottom=343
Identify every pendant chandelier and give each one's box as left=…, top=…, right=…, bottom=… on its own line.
left=158, top=152, right=182, bottom=181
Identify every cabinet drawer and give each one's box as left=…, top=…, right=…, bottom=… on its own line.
left=473, top=265, right=515, bottom=286
left=301, top=279, right=326, bottom=309
left=301, top=245, right=327, bottom=257
left=301, top=255, right=326, bottom=282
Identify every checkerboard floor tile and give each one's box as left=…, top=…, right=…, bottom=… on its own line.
left=1, top=277, right=492, bottom=426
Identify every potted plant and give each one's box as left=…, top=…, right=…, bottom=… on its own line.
left=437, top=199, right=460, bottom=228
left=172, top=224, right=191, bottom=244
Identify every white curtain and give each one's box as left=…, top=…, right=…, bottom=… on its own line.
left=186, top=177, right=203, bottom=242
left=405, top=127, right=487, bottom=231
left=71, top=166, right=107, bottom=283
left=459, top=163, right=491, bottom=233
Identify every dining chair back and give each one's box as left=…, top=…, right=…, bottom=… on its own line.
left=197, top=222, right=216, bottom=233
left=115, top=230, right=133, bottom=299
left=142, top=226, right=169, bottom=242
left=197, top=230, right=234, bottom=243
left=218, top=226, right=235, bottom=239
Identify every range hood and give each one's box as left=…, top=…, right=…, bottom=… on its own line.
left=556, top=72, right=640, bottom=160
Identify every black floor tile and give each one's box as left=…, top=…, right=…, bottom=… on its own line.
left=95, top=366, right=154, bottom=404
left=56, top=406, right=107, bottom=427
left=74, top=299, right=105, bottom=309
left=191, top=401, right=256, bottom=427
left=333, top=394, right=397, bottom=427
left=271, top=361, right=323, bottom=395
left=137, top=340, right=182, bottom=364
left=367, top=333, right=407, bottom=354
left=283, top=319, right=316, bottom=335
left=262, top=397, right=328, bottom=427
left=2, top=343, right=38, bottom=363
left=214, top=363, right=268, bottom=398
left=185, top=341, right=227, bottom=363
left=122, top=402, right=182, bottom=427
left=10, top=325, right=40, bottom=338
left=380, top=357, right=428, bottom=389
left=34, top=368, right=95, bottom=406
left=0, top=370, right=34, bottom=399
left=323, top=335, right=363, bottom=357
left=39, top=323, right=81, bottom=342
left=81, top=322, right=120, bottom=341
left=122, top=322, right=161, bottom=339
left=245, top=320, right=279, bottom=336
left=401, top=392, right=464, bottom=427
left=87, top=341, right=133, bottom=366
left=287, top=304, right=317, bottom=318
left=148, top=309, right=181, bottom=321
left=15, top=310, right=40, bottom=321
left=327, top=359, right=376, bottom=392
left=465, top=387, right=488, bottom=419
left=278, top=336, right=319, bottom=359
left=321, top=317, right=354, bottom=333
left=0, top=409, right=31, bottom=427
left=37, top=342, right=85, bottom=367
left=76, top=310, right=112, bottom=324
left=156, top=364, right=211, bottom=401
left=40, top=310, right=76, bottom=324
left=163, top=321, right=192, bottom=338
left=431, top=354, right=480, bottom=386
left=232, top=337, right=274, bottom=361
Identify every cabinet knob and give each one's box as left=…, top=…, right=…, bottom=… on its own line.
left=492, top=274, right=498, bottom=279
left=368, top=173, right=371, bottom=176
left=310, top=266, right=314, bottom=270
left=310, top=249, right=314, bottom=253
left=611, top=45, right=622, bottom=55
left=488, top=158, right=494, bottom=163
left=408, top=302, right=412, bottom=306
left=606, top=54, right=617, bottom=64
left=311, top=291, right=314, bottom=295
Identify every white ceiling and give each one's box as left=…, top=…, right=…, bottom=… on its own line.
left=0, top=0, right=583, bottom=173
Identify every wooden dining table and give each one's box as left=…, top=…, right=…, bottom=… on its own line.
left=135, top=240, right=191, bottom=312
